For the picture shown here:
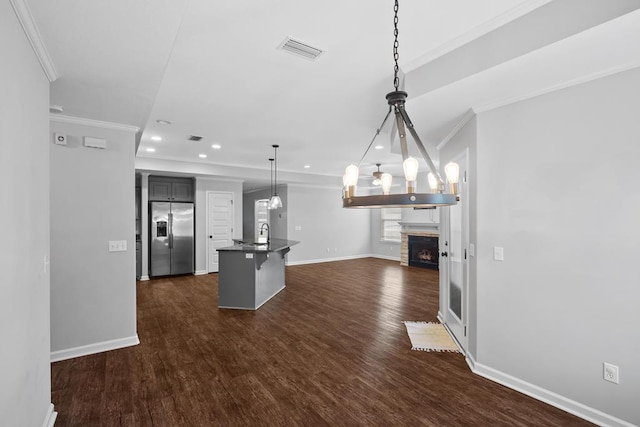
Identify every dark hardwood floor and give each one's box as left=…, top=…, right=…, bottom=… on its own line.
left=51, top=258, right=591, bottom=426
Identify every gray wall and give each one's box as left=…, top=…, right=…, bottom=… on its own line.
left=195, top=177, right=243, bottom=273
left=286, top=185, right=370, bottom=264
left=50, top=121, right=138, bottom=357
left=0, top=4, right=53, bottom=425
left=476, top=68, right=639, bottom=425
left=243, top=184, right=288, bottom=241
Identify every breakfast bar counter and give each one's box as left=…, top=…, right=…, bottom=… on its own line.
left=216, top=239, right=299, bottom=310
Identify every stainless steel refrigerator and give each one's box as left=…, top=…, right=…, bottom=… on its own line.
left=150, top=202, right=194, bottom=276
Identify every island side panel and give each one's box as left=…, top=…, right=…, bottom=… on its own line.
left=218, top=251, right=257, bottom=309
left=255, top=249, right=286, bottom=309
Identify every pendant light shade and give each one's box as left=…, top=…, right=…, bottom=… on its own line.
left=269, top=145, right=283, bottom=210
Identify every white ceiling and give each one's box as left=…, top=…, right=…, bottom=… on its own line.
left=27, top=0, right=640, bottom=189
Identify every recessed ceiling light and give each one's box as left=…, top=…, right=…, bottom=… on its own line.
left=199, top=154, right=207, bottom=158
left=304, top=165, right=311, bottom=169
left=374, top=145, right=384, bottom=150
left=211, top=144, right=221, bottom=149
left=151, top=136, right=162, bottom=141
left=156, top=119, right=171, bottom=125
left=145, top=148, right=156, bottom=153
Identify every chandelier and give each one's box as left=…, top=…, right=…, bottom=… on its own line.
left=342, top=0, right=459, bottom=209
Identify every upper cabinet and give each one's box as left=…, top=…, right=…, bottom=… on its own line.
left=149, top=176, right=194, bottom=202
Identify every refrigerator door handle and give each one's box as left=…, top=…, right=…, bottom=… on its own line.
left=168, top=212, right=174, bottom=249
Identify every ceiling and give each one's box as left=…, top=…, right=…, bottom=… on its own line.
left=28, top=0, right=640, bottom=189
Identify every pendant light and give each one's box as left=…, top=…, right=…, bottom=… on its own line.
left=268, top=157, right=275, bottom=206
left=269, top=144, right=283, bottom=209
left=342, top=0, right=459, bottom=209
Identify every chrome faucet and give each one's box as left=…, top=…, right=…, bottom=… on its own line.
left=259, top=222, right=270, bottom=244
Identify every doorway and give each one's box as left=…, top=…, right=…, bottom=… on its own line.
left=206, top=191, right=234, bottom=273
left=440, top=149, right=469, bottom=352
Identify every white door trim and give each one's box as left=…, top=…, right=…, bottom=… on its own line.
left=206, top=191, right=235, bottom=273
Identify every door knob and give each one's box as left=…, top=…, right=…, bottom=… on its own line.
left=441, top=251, right=448, bottom=257
left=209, top=235, right=213, bottom=239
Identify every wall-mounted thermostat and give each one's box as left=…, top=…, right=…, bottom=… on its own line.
left=53, top=132, right=67, bottom=145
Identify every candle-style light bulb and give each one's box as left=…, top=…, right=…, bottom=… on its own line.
left=403, top=157, right=419, bottom=193
left=427, top=172, right=438, bottom=193
left=444, top=162, right=460, bottom=194
left=381, top=173, right=393, bottom=195
left=344, top=164, right=359, bottom=197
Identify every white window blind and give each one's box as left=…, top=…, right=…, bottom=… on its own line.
left=381, top=208, right=401, bottom=242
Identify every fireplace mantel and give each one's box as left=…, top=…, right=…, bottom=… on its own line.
left=399, top=222, right=439, bottom=233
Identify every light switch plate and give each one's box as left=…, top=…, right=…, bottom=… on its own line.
left=469, top=243, right=475, bottom=257
left=108, top=240, right=127, bottom=252
left=493, top=246, right=504, bottom=261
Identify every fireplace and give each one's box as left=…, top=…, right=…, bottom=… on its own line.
left=408, top=235, right=439, bottom=270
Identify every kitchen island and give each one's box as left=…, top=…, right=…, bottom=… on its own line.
left=216, top=238, right=299, bottom=310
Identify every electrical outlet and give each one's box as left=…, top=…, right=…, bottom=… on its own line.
left=603, top=363, right=619, bottom=384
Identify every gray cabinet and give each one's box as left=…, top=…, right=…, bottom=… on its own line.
left=149, top=176, right=193, bottom=202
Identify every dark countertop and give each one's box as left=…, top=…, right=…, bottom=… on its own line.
left=217, top=238, right=299, bottom=253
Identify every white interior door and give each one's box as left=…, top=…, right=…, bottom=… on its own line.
left=207, top=192, right=234, bottom=273
left=441, top=150, right=469, bottom=352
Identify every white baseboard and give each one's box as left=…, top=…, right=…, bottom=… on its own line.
left=467, top=354, right=635, bottom=427
left=286, top=254, right=370, bottom=266
left=370, top=254, right=401, bottom=262
left=286, top=254, right=404, bottom=266
left=51, top=335, right=140, bottom=362
left=139, top=275, right=149, bottom=281
left=194, top=270, right=208, bottom=275
left=41, top=403, right=57, bottom=427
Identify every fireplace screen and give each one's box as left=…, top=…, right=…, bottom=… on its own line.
left=408, top=235, right=439, bottom=270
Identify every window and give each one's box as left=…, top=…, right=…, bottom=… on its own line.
left=381, top=208, right=401, bottom=242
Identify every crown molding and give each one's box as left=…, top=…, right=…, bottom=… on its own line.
left=437, top=108, right=476, bottom=151
left=403, top=0, right=552, bottom=72
left=10, top=0, right=59, bottom=82
left=195, top=176, right=244, bottom=183
left=473, top=61, right=640, bottom=114
left=50, top=114, right=140, bottom=133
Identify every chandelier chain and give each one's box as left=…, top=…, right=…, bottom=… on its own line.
left=393, top=0, right=400, bottom=91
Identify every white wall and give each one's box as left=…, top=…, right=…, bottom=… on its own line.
left=0, top=3, right=53, bottom=425
left=50, top=120, right=138, bottom=359
left=195, top=177, right=243, bottom=273
left=287, top=185, right=370, bottom=264
left=476, top=68, right=640, bottom=426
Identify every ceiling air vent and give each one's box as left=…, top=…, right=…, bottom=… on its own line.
left=278, top=37, right=324, bottom=60
left=188, top=135, right=203, bottom=141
